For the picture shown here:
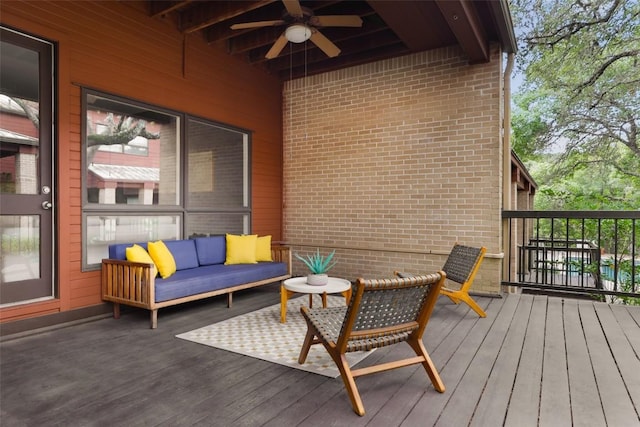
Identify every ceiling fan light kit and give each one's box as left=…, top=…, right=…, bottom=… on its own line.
left=285, top=24, right=312, bottom=43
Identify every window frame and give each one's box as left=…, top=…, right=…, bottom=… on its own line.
left=81, top=89, right=252, bottom=270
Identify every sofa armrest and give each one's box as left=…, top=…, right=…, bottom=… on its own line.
left=101, top=259, right=156, bottom=308
left=271, top=245, right=292, bottom=276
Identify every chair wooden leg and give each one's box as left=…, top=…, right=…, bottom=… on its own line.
left=330, top=350, right=366, bottom=416
left=443, top=292, right=461, bottom=304
left=298, top=322, right=316, bottom=364
left=460, top=294, right=487, bottom=318
left=444, top=288, right=486, bottom=317
left=408, top=338, right=445, bottom=393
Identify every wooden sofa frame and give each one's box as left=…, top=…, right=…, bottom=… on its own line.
left=102, top=245, right=292, bottom=328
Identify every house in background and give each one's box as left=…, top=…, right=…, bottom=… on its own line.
left=0, top=1, right=533, bottom=334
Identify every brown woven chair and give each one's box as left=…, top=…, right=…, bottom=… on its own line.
left=397, top=243, right=487, bottom=317
left=298, top=272, right=446, bottom=416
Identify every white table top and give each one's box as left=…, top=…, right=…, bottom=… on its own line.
left=283, top=276, right=351, bottom=294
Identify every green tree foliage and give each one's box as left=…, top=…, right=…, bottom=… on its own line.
left=511, top=91, right=551, bottom=159
left=511, top=2, right=640, bottom=303
left=530, top=150, right=640, bottom=211
left=511, top=0, right=640, bottom=183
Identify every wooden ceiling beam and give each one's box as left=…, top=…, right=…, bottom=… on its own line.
left=180, top=0, right=275, bottom=34
left=435, top=0, right=489, bottom=63
left=369, top=1, right=455, bottom=52
left=145, top=0, right=515, bottom=81
left=149, top=1, right=192, bottom=18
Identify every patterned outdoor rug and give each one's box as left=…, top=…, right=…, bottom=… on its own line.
left=176, top=296, right=374, bottom=378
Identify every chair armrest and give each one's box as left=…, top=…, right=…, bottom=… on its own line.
left=271, top=245, right=292, bottom=276
left=101, top=259, right=155, bottom=306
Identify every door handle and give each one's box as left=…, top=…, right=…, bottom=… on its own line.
left=42, top=201, right=53, bottom=210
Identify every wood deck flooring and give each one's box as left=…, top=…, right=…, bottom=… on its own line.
left=1, top=283, right=639, bottom=426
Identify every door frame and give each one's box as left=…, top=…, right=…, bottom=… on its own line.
left=0, top=26, right=56, bottom=306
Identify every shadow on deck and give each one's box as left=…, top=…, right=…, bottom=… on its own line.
left=1, top=283, right=639, bottom=426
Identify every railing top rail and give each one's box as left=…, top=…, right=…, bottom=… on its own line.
left=502, top=210, right=640, bottom=219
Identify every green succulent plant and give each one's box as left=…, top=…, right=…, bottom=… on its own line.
left=294, top=249, right=337, bottom=274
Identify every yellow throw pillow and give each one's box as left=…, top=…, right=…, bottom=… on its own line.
left=147, top=240, right=177, bottom=279
left=225, top=234, right=258, bottom=265
left=255, top=235, right=273, bottom=262
left=125, top=244, right=158, bottom=277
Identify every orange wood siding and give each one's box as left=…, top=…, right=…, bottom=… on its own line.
left=0, top=1, right=283, bottom=322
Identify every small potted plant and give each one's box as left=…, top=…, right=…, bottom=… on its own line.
left=294, top=248, right=337, bottom=286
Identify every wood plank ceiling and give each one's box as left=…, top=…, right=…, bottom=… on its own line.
left=147, top=0, right=517, bottom=81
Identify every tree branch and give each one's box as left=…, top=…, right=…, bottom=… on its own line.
left=575, top=50, right=640, bottom=94
left=526, top=0, right=621, bottom=48
left=11, top=98, right=39, bottom=129
left=86, top=114, right=160, bottom=148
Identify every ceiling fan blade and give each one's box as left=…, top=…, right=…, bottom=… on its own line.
left=265, top=33, right=289, bottom=59
left=231, top=20, right=285, bottom=30
left=282, top=0, right=303, bottom=17
left=310, top=30, right=341, bottom=57
left=314, top=15, right=363, bottom=27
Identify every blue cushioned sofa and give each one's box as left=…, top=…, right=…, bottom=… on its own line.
left=101, top=236, right=291, bottom=328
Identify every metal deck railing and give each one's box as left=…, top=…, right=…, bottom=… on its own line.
left=502, top=211, right=640, bottom=303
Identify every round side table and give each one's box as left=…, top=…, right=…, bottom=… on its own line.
left=280, top=276, right=352, bottom=323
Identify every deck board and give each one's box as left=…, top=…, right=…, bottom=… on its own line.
left=595, top=303, right=640, bottom=412
left=610, top=304, right=640, bottom=356
left=504, top=295, right=546, bottom=427
left=435, top=294, right=522, bottom=427
left=2, top=286, right=640, bottom=426
left=469, top=294, right=532, bottom=427
left=626, top=303, right=640, bottom=327
left=538, top=297, right=572, bottom=426
left=402, top=295, right=515, bottom=426
left=580, top=301, right=639, bottom=426
left=563, top=298, right=608, bottom=426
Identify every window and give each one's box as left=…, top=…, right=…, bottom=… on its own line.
left=82, top=90, right=250, bottom=268
left=84, top=93, right=180, bottom=206
left=185, top=118, right=250, bottom=236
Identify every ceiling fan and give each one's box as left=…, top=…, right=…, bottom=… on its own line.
left=230, top=0, right=363, bottom=59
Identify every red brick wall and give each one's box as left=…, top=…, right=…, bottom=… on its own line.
left=0, top=1, right=283, bottom=322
